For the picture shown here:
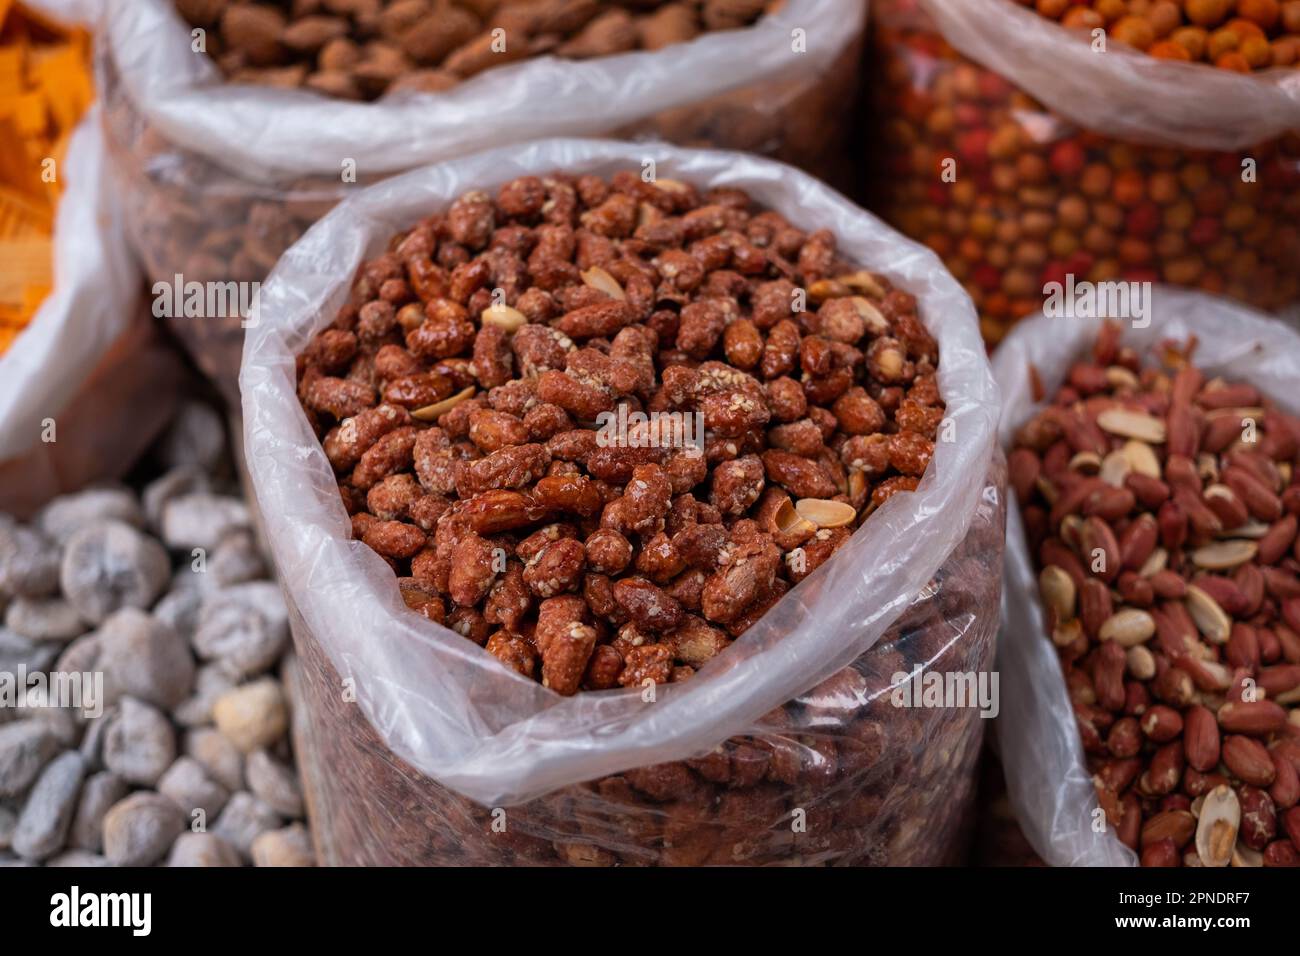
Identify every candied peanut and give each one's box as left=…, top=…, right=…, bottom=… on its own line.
left=362, top=519, right=427, bottom=560
left=455, top=443, right=550, bottom=497
left=613, top=577, right=685, bottom=631
left=618, top=644, right=675, bottom=687
left=582, top=644, right=625, bottom=691
left=710, top=455, right=766, bottom=516
left=467, top=408, right=529, bottom=452
left=723, top=318, right=763, bottom=369
left=448, top=533, right=499, bottom=606
left=324, top=403, right=411, bottom=472
left=296, top=171, right=947, bottom=700
left=305, top=375, right=376, bottom=420
left=761, top=449, right=839, bottom=498
left=522, top=538, right=586, bottom=598
left=352, top=427, right=418, bottom=490
left=485, top=631, right=536, bottom=679
left=887, top=432, right=935, bottom=477
left=584, top=528, right=633, bottom=574
left=702, top=533, right=780, bottom=624
left=484, top=563, right=531, bottom=632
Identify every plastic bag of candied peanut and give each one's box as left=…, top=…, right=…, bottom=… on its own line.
left=0, top=104, right=184, bottom=517
left=98, top=0, right=865, bottom=401
left=242, top=138, right=1006, bottom=865
left=991, top=286, right=1300, bottom=867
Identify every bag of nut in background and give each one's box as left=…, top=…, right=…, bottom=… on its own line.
left=0, top=104, right=185, bottom=518
left=240, top=138, right=1004, bottom=865
left=992, top=287, right=1300, bottom=867
left=867, top=0, right=1300, bottom=348
left=98, top=0, right=865, bottom=401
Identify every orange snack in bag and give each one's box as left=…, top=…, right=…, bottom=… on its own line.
left=0, top=1, right=93, bottom=353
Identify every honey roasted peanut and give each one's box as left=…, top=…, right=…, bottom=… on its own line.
left=296, top=171, right=946, bottom=695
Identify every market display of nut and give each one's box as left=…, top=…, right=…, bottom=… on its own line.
left=0, top=403, right=312, bottom=867
left=297, top=171, right=947, bottom=693
left=1013, top=320, right=1300, bottom=868
left=177, top=0, right=776, bottom=99
left=289, top=456, right=1005, bottom=866
left=1017, top=0, right=1300, bottom=71
left=104, top=1, right=861, bottom=400
left=280, top=167, right=1007, bottom=866
left=869, top=0, right=1300, bottom=346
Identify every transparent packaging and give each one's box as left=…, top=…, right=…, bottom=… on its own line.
left=991, top=286, right=1300, bottom=867
left=99, top=0, right=865, bottom=399
left=868, top=0, right=1300, bottom=347
left=0, top=105, right=182, bottom=517
left=241, top=138, right=1003, bottom=865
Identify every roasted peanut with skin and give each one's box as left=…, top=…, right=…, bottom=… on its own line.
left=1017, top=321, right=1300, bottom=866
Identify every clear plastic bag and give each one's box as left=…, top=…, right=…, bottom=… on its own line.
left=99, top=0, right=865, bottom=400
left=990, top=285, right=1300, bottom=867
left=241, top=138, right=1004, bottom=865
left=867, top=0, right=1300, bottom=346
left=921, top=0, right=1300, bottom=151
left=0, top=106, right=183, bottom=517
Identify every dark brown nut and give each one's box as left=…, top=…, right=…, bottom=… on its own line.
left=305, top=375, right=376, bottom=420
left=536, top=602, right=597, bottom=696
left=296, top=171, right=949, bottom=717
left=556, top=300, right=639, bottom=340
left=722, top=318, right=763, bottom=369
left=407, top=312, right=475, bottom=361
left=620, top=463, right=673, bottom=535
left=709, top=456, right=765, bottom=516
left=362, top=519, right=427, bottom=559
left=536, top=369, right=615, bottom=420
left=672, top=523, right=730, bottom=571
left=613, top=577, right=684, bottom=632
left=462, top=490, right=545, bottom=533
left=485, top=630, right=537, bottom=679
left=761, top=449, right=838, bottom=498
left=886, top=431, right=934, bottom=478
left=665, top=615, right=729, bottom=667
left=635, top=532, right=686, bottom=584
left=455, top=443, right=550, bottom=497
left=522, top=538, right=586, bottom=598
left=448, top=532, right=499, bottom=607
left=702, top=534, right=780, bottom=623
left=583, top=644, right=625, bottom=691
left=484, top=562, right=531, bottom=632
left=513, top=324, right=570, bottom=374
left=618, top=644, right=674, bottom=688
left=351, top=426, right=418, bottom=490
left=324, top=403, right=411, bottom=472
left=467, top=408, right=529, bottom=452
left=366, top=473, right=421, bottom=520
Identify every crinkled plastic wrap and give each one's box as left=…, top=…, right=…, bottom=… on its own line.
left=0, top=106, right=183, bottom=518
left=868, top=0, right=1300, bottom=346
left=241, top=138, right=1005, bottom=865
left=99, top=0, right=864, bottom=400
left=990, top=286, right=1300, bottom=867
left=922, top=0, right=1300, bottom=151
